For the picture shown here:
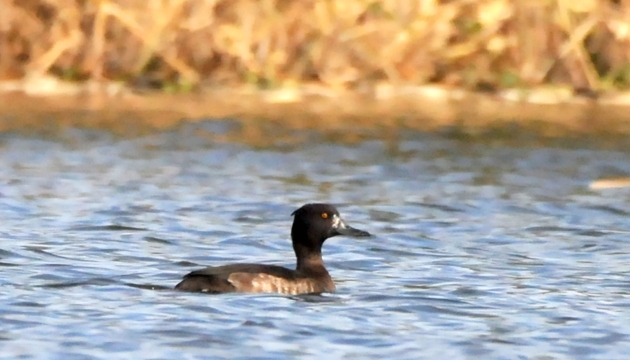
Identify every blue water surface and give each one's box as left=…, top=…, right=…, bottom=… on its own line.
left=1, top=122, right=630, bottom=359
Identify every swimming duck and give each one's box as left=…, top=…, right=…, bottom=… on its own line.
left=175, top=203, right=370, bottom=294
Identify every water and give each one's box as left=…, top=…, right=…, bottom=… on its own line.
left=1, top=122, right=630, bottom=359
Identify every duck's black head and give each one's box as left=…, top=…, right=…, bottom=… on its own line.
left=291, top=203, right=370, bottom=270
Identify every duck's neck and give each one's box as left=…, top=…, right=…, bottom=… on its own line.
left=296, top=254, right=328, bottom=274
left=293, top=243, right=329, bottom=274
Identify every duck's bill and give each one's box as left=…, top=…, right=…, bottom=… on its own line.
left=332, top=216, right=371, bottom=237
left=330, top=215, right=370, bottom=237
left=336, top=225, right=371, bottom=237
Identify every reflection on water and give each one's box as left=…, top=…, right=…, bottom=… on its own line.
left=1, top=121, right=630, bottom=359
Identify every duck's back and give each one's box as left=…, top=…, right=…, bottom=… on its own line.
left=175, top=264, right=335, bottom=294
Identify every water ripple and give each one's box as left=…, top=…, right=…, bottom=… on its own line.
left=1, top=126, right=630, bottom=359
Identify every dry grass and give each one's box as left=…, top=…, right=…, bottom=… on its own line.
left=1, top=0, right=629, bottom=91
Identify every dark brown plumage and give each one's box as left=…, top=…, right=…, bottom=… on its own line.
left=175, top=203, right=370, bottom=295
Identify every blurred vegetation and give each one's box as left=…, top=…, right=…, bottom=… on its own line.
left=0, top=0, right=629, bottom=91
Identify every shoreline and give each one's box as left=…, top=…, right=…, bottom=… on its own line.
left=2, top=78, right=630, bottom=137
left=2, top=78, right=630, bottom=189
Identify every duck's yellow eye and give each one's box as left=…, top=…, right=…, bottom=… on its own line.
left=321, top=213, right=328, bottom=219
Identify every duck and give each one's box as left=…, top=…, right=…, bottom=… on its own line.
left=175, top=203, right=370, bottom=294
